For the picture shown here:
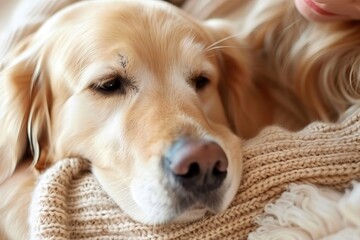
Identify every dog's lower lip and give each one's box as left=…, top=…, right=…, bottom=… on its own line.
left=191, top=204, right=206, bottom=210
left=188, top=203, right=218, bottom=213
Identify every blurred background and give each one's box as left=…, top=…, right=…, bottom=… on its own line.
left=0, top=0, right=185, bottom=31
left=0, top=0, right=20, bottom=30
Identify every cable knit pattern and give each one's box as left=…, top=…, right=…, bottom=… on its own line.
left=29, top=110, right=360, bottom=239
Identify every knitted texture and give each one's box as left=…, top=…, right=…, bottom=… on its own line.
left=248, top=182, right=360, bottom=239
left=30, top=110, right=360, bottom=239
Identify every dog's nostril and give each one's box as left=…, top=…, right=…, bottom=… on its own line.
left=180, top=162, right=200, bottom=178
left=164, top=138, right=228, bottom=192
left=213, top=161, right=227, bottom=176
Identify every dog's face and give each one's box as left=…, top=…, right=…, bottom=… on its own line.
left=0, top=0, right=251, bottom=224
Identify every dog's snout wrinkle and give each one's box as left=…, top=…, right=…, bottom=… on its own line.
left=164, top=137, right=228, bottom=193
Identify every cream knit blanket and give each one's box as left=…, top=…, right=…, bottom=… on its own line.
left=249, top=182, right=360, bottom=239
left=30, top=110, right=360, bottom=239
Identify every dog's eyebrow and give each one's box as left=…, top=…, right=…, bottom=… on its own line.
left=118, top=54, right=129, bottom=69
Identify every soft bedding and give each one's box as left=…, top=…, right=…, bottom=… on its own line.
left=30, top=110, right=360, bottom=239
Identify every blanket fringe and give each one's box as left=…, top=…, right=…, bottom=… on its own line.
left=249, top=182, right=360, bottom=240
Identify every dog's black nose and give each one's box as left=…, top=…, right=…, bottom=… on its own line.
left=164, top=138, right=228, bottom=192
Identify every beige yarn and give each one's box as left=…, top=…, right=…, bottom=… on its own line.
left=248, top=182, right=360, bottom=239
left=30, top=110, right=360, bottom=239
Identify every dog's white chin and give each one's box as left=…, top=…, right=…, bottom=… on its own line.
left=173, top=208, right=207, bottom=223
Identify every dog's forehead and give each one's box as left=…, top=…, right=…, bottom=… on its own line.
left=49, top=0, right=205, bottom=36
left=45, top=1, right=212, bottom=84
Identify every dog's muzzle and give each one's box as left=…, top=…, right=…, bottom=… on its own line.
left=163, top=137, right=228, bottom=212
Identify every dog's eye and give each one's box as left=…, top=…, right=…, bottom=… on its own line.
left=92, top=76, right=136, bottom=95
left=99, top=79, right=122, bottom=92
left=194, top=75, right=210, bottom=91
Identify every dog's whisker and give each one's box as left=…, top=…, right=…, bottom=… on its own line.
left=205, top=45, right=250, bottom=53
left=205, top=33, right=243, bottom=51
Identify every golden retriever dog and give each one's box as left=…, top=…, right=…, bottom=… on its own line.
left=0, top=0, right=272, bottom=238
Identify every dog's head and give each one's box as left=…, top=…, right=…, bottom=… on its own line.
left=0, top=0, right=253, bottom=224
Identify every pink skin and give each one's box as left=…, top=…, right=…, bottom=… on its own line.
left=294, top=0, right=360, bottom=22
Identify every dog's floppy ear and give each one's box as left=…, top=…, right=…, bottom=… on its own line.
left=204, top=20, right=272, bottom=138
left=0, top=45, right=51, bottom=184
